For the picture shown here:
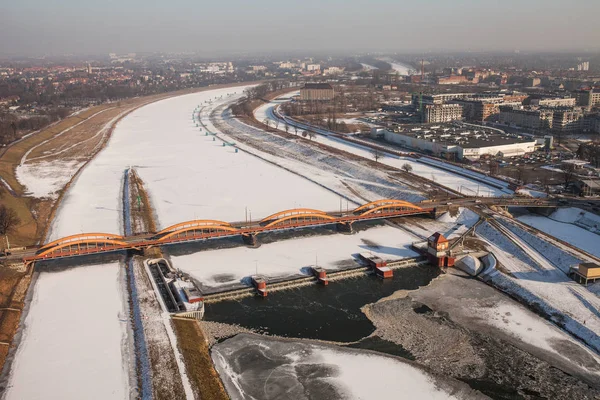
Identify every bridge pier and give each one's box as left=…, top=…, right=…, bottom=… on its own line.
left=431, top=207, right=446, bottom=219
left=242, top=233, right=260, bottom=248
left=336, top=222, right=354, bottom=234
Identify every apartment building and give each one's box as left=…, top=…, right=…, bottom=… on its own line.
left=423, top=103, right=463, bottom=123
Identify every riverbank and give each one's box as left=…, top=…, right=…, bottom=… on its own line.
left=204, top=266, right=600, bottom=399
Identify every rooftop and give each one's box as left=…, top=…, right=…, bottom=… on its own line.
left=302, top=83, right=333, bottom=90
left=429, top=232, right=448, bottom=244
left=393, top=122, right=537, bottom=148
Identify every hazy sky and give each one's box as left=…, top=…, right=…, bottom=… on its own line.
left=1, top=0, right=599, bottom=56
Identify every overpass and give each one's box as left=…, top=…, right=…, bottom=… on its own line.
left=23, top=199, right=432, bottom=262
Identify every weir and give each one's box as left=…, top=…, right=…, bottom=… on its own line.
left=201, top=256, right=429, bottom=304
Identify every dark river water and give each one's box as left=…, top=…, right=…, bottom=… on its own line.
left=204, top=264, right=440, bottom=343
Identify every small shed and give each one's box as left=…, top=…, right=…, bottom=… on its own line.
left=569, top=263, right=600, bottom=285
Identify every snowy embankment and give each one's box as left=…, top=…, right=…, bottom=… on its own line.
left=254, top=96, right=510, bottom=197
left=15, top=107, right=115, bottom=199
left=475, top=219, right=600, bottom=354
left=212, top=334, right=482, bottom=400
left=518, top=208, right=600, bottom=257
left=401, top=207, right=479, bottom=240
left=172, top=225, right=420, bottom=289
left=213, top=106, right=425, bottom=204
left=5, top=264, right=132, bottom=400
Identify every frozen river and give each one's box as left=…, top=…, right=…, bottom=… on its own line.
left=7, top=84, right=440, bottom=398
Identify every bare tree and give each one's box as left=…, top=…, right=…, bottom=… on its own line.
left=302, top=131, right=308, bottom=138
left=308, top=131, right=317, bottom=141
left=0, top=205, right=20, bottom=249
left=401, top=163, right=413, bottom=173
left=562, top=164, right=577, bottom=186
left=516, top=166, right=526, bottom=184
left=294, top=125, right=298, bottom=135
left=275, top=120, right=280, bottom=130
left=371, top=148, right=385, bottom=163
left=263, top=118, right=270, bottom=130
left=284, top=123, right=289, bottom=133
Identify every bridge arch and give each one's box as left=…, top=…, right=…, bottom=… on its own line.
left=157, top=225, right=239, bottom=242
left=36, top=239, right=129, bottom=259
left=353, top=199, right=422, bottom=214
left=260, top=208, right=327, bottom=224
left=360, top=203, right=425, bottom=216
left=39, top=233, right=125, bottom=251
left=157, top=220, right=233, bottom=235
left=263, top=213, right=337, bottom=229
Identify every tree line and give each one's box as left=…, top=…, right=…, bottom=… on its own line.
left=577, top=141, right=600, bottom=168
left=0, top=108, right=71, bottom=145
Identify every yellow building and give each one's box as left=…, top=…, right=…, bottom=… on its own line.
left=570, top=262, right=600, bottom=285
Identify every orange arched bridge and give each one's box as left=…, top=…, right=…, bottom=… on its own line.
left=26, top=199, right=433, bottom=262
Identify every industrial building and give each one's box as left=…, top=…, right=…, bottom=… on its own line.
left=300, top=83, right=334, bottom=101
left=371, top=122, right=538, bottom=160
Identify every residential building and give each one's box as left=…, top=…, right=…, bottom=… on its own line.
left=576, top=61, right=590, bottom=71
left=437, top=75, right=469, bottom=85
left=306, top=64, right=321, bottom=72
left=552, top=107, right=585, bottom=133
left=323, top=67, right=344, bottom=76
left=575, top=89, right=600, bottom=110
left=279, top=62, right=296, bottom=69
left=299, top=83, right=334, bottom=101
left=523, top=77, right=542, bottom=87
left=423, top=103, right=463, bottom=123
left=531, top=97, right=576, bottom=107
left=499, top=106, right=554, bottom=129
left=453, top=99, right=503, bottom=122
left=576, top=180, right=600, bottom=196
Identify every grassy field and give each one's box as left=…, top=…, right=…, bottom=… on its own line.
left=172, top=318, right=229, bottom=400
